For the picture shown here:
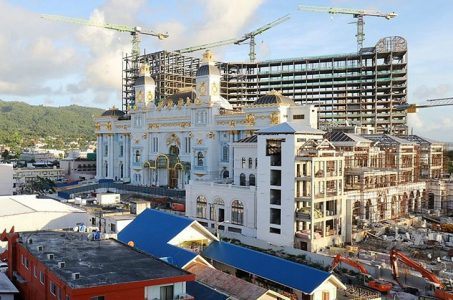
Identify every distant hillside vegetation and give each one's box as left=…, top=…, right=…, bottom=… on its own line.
left=0, top=100, right=104, bottom=151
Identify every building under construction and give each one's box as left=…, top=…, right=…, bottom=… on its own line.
left=123, top=36, right=408, bottom=134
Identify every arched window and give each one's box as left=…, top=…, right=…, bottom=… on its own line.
left=248, top=158, right=253, bottom=169
left=241, top=158, right=246, bottom=168
left=211, top=198, right=225, bottom=222
left=105, top=162, right=108, bottom=177
left=222, top=170, right=229, bottom=179
left=120, top=163, right=124, bottom=178
left=135, top=150, right=141, bottom=163
left=196, top=195, right=207, bottom=219
left=249, top=174, right=255, bottom=186
left=231, top=200, right=244, bottom=225
left=222, top=145, right=229, bottom=162
left=239, top=173, right=246, bottom=186
left=197, top=152, right=204, bottom=167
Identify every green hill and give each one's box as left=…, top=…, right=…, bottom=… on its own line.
left=0, top=100, right=104, bottom=151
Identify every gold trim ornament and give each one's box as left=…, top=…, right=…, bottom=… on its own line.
left=136, top=90, right=144, bottom=103
left=244, top=114, right=256, bottom=126
left=147, top=91, right=154, bottom=101
left=194, top=98, right=202, bottom=105
left=106, top=122, right=112, bottom=130
left=95, top=123, right=101, bottom=131
left=270, top=112, right=280, bottom=124
left=211, top=82, right=219, bottom=95
left=207, top=131, right=215, bottom=139
left=199, top=82, right=207, bottom=96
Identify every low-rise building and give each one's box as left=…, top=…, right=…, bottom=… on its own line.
left=0, top=163, right=13, bottom=196
left=13, top=167, right=65, bottom=194
left=119, top=209, right=345, bottom=300
left=0, top=195, right=90, bottom=235
left=60, top=157, right=96, bottom=181
left=0, top=272, right=19, bottom=300
left=1, top=230, right=195, bottom=300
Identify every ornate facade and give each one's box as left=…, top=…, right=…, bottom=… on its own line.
left=95, top=51, right=317, bottom=189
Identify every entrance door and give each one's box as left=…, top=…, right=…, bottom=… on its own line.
left=218, top=208, right=225, bottom=222
left=169, top=169, right=178, bottom=188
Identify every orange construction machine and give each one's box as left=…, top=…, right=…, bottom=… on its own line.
left=389, top=248, right=453, bottom=300
left=330, top=254, right=393, bottom=293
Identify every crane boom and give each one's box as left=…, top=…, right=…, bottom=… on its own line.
left=174, top=14, right=290, bottom=62
left=394, top=97, right=453, bottom=113
left=298, top=4, right=397, bottom=51
left=177, top=38, right=238, bottom=54
left=41, top=14, right=168, bottom=60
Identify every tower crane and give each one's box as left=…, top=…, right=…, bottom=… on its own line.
left=298, top=5, right=397, bottom=51
left=389, top=248, right=453, bottom=300
left=330, top=254, right=393, bottom=293
left=41, top=14, right=169, bottom=63
left=394, top=97, right=453, bottom=113
left=176, top=14, right=290, bottom=62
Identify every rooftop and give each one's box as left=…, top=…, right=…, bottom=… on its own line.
left=21, top=231, right=191, bottom=289
left=0, top=195, right=85, bottom=217
left=187, top=263, right=268, bottom=300
left=118, top=209, right=206, bottom=268
left=257, top=122, right=324, bottom=135
left=236, top=135, right=257, bottom=143
left=362, top=134, right=415, bottom=146
left=202, top=241, right=342, bottom=295
left=326, top=131, right=372, bottom=144
left=0, top=272, right=19, bottom=294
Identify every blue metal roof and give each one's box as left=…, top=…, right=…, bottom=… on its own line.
left=186, top=281, right=229, bottom=300
left=202, top=241, right=331, bottom=294
left=118, top=209, right=197, bottom=268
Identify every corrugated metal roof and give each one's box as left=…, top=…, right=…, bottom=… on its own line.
left=257, top=122, right=324, bottom=135
left=202, top=241, right=332, bottom=294
left=118, top=209, right=197, bottom=268
left=186, top=281, right=229, bottom=300
left=187, top=263, right=268, bottom=300
left=236, top=135, right=257, bottom=143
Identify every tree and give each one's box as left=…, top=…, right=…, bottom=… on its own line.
left=25, top=176, right=56, bottom=195
left=1, top=149, right=9, bottom=160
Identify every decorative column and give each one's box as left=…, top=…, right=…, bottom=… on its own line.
left=96, top=134, right=102, bottom=179
left=108, top=134, right=114, bottom=178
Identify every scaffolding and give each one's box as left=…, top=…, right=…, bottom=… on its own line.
left=123, top=36, right=408, bottom=134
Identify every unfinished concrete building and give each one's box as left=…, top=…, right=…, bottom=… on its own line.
left=325, top=132, right=428, bottom=243
left=123, top=36, right=408, bottom=134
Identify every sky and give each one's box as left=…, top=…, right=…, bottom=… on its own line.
left=0, top=0, right=452, bottom=142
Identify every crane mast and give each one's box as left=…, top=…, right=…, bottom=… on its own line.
left=298, top=5, right=397, bottom=51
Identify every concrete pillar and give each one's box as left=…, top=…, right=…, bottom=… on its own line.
left=108, top=134, right=114, bottom=178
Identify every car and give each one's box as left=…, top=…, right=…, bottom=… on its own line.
left=0, top=262, right=8, bottom=273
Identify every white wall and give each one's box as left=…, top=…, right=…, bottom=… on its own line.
left=186, top=181, right=257, bottom=237
left=145, top=282, right=186, bottom=300
left=0, top=164, right=13, bottom=196
left=0, top=212, right=90, bottom=233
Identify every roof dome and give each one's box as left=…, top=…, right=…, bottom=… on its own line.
left=196, top=50, right=221, bottom=77
left=101, top=107, right=125, bottom=117
left=254, top=90, right=295, bottom=106
left=196, top=64, right=221, bottom=77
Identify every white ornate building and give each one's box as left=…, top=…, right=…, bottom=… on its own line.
left=95, top=51, right=441, bottom=253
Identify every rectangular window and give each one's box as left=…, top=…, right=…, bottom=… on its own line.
left=293, top=114, right=305, bottom=120
left=160, top=285, right=174, bottom=300
left=270, top=170, right=281, bottom=186
left=322, top=291, right=330, bottom=300
left=270, top=208, right=281, bottom=225
left=270, top=227, right=281, bottom=234
left=24, top=257, right=29, bottom=269
left=40, top=271, right=44, bottom=284
left=34, top=266, right=37, bottom=278
left=110, top=223, right=116, bottom=233
left=90, top=297, right=105, bottom=300
left=50, top=281, right=56, bottom=295
left=119, top=145, right=124, bottom=157
left=270, top=189, right=281, bottom=205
